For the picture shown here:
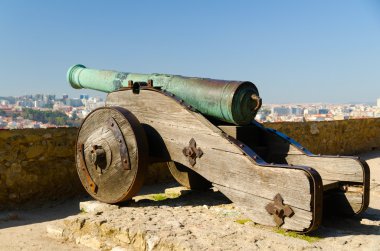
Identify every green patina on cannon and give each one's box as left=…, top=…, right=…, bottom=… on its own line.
left=67, top=64, right=261, bottom=125
left=68, top=65, right=370, bottom=233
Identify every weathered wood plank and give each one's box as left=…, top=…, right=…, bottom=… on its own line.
left=164, top=141, right=312, bottom=210
left=144, top=119, right=242, bottom=154
left=286, top=155, right=363, bottom=183
left=214, top=184, right=313, bottom=231
left=106, top=90, right=318, bottom=231
left=218, top=124, right=367, bottom=215
left=218, top=125, right=365, bottom=184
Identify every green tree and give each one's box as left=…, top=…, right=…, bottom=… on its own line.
left=22, top=108, right=69, bottom=125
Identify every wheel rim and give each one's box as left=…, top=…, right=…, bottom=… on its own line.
left=76, top=106, right=148, bottom=203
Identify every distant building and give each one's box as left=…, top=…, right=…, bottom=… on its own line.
left=318, top=109, right=329, bottom=115
left=80, top=94, right=89, bottom=100
left=304, top=108, right=318, bottom=115
left=44, top=94, right=55, bottom=101
left=0, top=120, right=7, bottom=128
left=377, top=98, right=380, bottom=107
left=291, top=107, right=304, bottom=116
left=272, top=107, right=290, bottom=116
left=16, top=100, right=34, bottom=108
left=0, top=100, right=9, bottom=106
left=33, top=100, right=46, bottom=108
left=65, top=98, right=83, bottom=107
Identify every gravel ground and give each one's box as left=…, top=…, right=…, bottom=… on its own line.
left=0, top=150, right=379, bottom=251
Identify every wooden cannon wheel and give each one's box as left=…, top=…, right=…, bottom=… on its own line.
left=76, top=106, right=148, bottom=203
left=167, top=161, right=211, bottom=190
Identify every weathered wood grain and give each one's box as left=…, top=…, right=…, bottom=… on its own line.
left=285, top=155, right=363, bottom=183
left=77, top=107, right=148, bottom=203
left=214, top=184, right=313, bottom=231
left=106, top=90, right=318, bottom=231
left=218, top=125, right=365, bottom=183
left=218, top=124, right=369, bottom=215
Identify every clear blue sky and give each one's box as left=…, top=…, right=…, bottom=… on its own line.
left=1, top=1, right=379, bottom=103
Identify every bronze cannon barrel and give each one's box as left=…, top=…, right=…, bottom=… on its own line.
left=67, top=64, right=261, bottom=125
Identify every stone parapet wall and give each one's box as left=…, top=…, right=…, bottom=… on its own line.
left=264, top=118, right=380, bottom=155
left=0, top=128, right=82, bottom=209
left=1, top=118, right=379, bottom=208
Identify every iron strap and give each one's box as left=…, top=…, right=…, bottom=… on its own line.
left=107, top=117, right=131, bottom=170
left=77, top=143, right=98, bottom=194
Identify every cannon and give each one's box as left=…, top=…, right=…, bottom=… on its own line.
left=68, top=65, right=370, bottom=233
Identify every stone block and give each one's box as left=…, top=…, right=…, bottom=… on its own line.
left=46, top=224, right=65, bottom=239
left=75, top=234, right=102, bottom=249
left=80, top=201, right=119, bottom=214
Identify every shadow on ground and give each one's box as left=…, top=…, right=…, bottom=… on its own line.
left=0, top=195, right=91, bottom=229
left=313, top=208, right=380, bottom=238
left=0, top=182, right=229, bottom=230
left=2, top=181, right=379, bottom=239
left=119, top=182, right=232, bottom=208
left=360, top=150, right=380, bottom=161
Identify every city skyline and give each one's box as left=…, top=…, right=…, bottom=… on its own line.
left=1, top=93, right=379, bottom=106
left=1, top=1, right=380, bottom=103
left=2, top=92, right=380, bottom=130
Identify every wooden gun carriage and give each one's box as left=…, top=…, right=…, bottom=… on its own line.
left=68, top=65, right=370, bottom=233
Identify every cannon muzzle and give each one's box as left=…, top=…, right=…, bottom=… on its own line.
left=67, top=64, right=261, bottom=125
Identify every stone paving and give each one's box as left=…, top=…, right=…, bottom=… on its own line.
left=50, top=150, right=380, bottom=250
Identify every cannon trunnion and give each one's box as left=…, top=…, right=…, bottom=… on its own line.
left=71, top=67, right=370, bottom=233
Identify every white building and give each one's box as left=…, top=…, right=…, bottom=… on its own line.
left=377, top=98, right=380, bottom=107
left=0, top=100, right=9, bottom=106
